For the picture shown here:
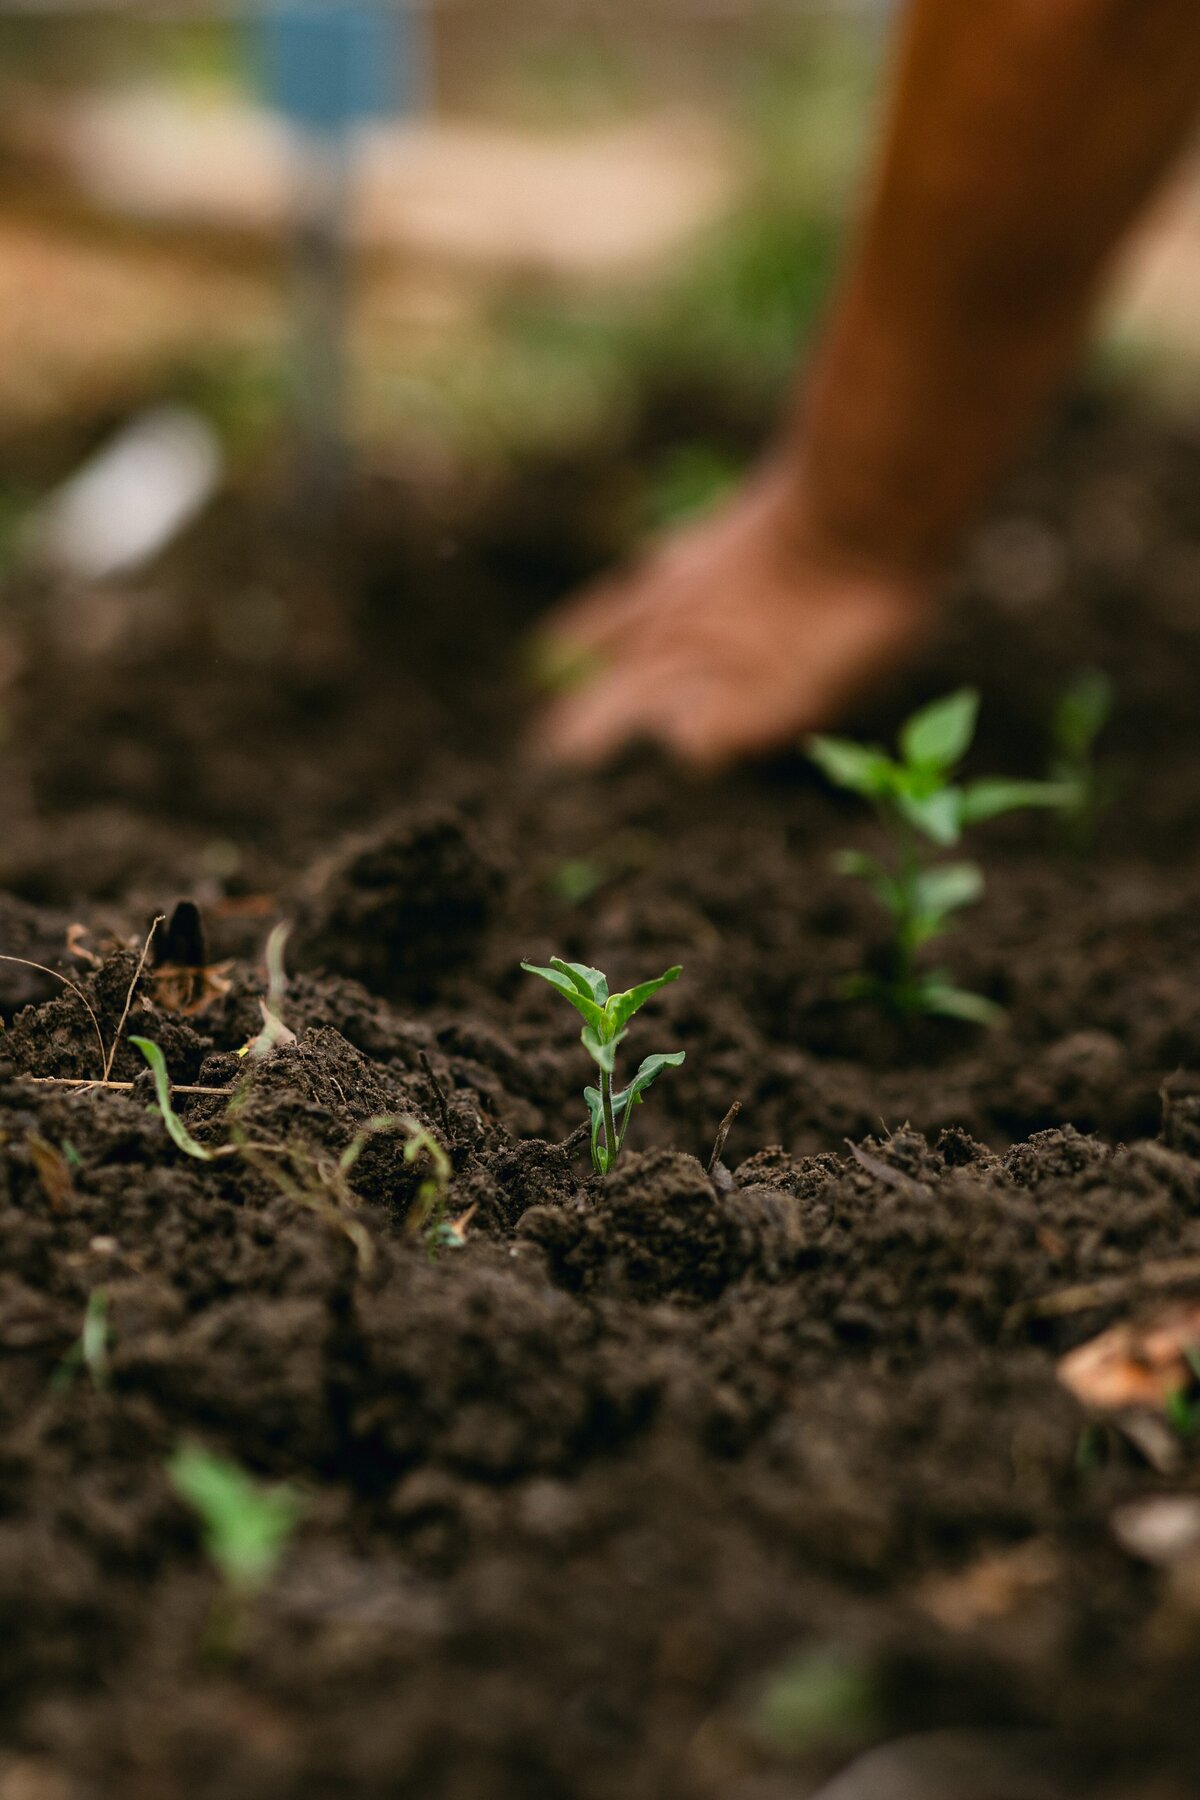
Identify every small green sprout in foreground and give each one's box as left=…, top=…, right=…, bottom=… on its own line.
left=169, top=1443, right=304, bottom=1656
left=1050, top=668, right=1115, bottom=851
left=809, top=688, right=1071, bottom=1026
left=52, top=1287, right=109, bottom=1395
left=521, top=957, right=684, bottom=1174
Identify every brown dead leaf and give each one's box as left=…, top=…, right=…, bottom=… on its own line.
left=917, top=1539, right=1059, bottom=1632
left=26, top=1134, right=73, bottom=1213
left=450, top=1202, right=479, bottom=1241
left=1057, top=1303, right=1200, bottom=1411
left=150, top=961, right=233, bottom=1016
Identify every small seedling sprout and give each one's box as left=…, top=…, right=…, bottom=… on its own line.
left=749, top=1645, right=878, bottom=1758
left=169, top=1443, right=303, bottom=1595
left=521, top=958, right=685, bottom=1174
left=545, top=857, right=607, bottom=906
left=1050, top=668, right=1115, bottom=850
left=244, top=920, right=296, bottom=1060
left=131, top=1036, right=224, bottom=1161
left=336, top=1112, right=460, bottom=1257
left=399, top=1124, right=459, bottom=1253
left=52, top=1287, right=109, bottom=1394
left=809, top=688, right=1071, bottom=1025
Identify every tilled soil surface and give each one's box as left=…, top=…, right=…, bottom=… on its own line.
left=4, top=394, right=1200, bottom=1799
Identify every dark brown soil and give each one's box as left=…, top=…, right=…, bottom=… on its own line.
left=4, top=391, right=1200, bottom=1799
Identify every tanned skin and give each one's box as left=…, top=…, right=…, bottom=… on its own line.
left=536, top=0, right=1200, bottom=768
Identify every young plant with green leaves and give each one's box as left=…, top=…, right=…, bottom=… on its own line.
left=169, top=1442, right=304, bottom=1657
left=1050, top=668, right=1115, bottom=851
left=521, top=958, right=684, bottom=1174
left=809, top=688, right=1070, bottom=1025
left=170, top=1442, right=303, bottom=1593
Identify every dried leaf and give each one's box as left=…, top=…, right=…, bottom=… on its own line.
left=27, top=1134, right=73, bottom=1213
left=1057, top=1304, right=1200, bottom=1411
left=450, top=1202, right=479, bottom=1242
left=917, top=1540, right=1059, bottom=1632
left=151, top=961, right=233, bottom=1016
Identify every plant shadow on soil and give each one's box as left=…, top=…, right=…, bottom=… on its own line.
left=3, top=391, right=1200, bottom=1797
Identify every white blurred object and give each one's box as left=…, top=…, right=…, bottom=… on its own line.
left=32, top=407, right=223, bottom=583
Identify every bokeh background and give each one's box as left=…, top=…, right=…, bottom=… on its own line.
left=2, top=0, right=1199, bottom=578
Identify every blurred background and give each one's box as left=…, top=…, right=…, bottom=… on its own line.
left=2, top=0, right=1199, bottom=576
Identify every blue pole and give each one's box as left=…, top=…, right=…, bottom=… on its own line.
left=255, top=0, right=429, bottom=504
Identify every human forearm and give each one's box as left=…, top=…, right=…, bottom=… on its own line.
left=796, top=0, right=1200, bottom=571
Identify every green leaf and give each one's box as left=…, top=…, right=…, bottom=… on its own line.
left=168, top=1443, right=304, bottom=1595
left=916, top=980, right=1004, bottom=1027
left=606, top=965, right=682, bottom=1034
left=130, top=1037, right=215, bottom=1161
left=549, top=957, right=609, bottom=1003
left=896, top=787, right=963, bottom=845
left=899, top=688, right=978, bottom=772
left=520, top=961, right=607, bottom=1032
left=1054, top=669, right=1113, bottom=759
left=582, top=1023, right=625, bottom=1072
left=612, top=1050, right=686, bottom=1121
left=958, top=778, right=1074, bottom=824
left=81, top=1287, right=109, bottom=1388
left=612, top=1051, right=682, bottom=1154
left=912, top=861, right=984, bottom=923
left=807, top=736, right=894, bottom=797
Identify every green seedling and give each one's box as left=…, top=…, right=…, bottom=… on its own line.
left=52, top=1287, right=109, bottom=1394
left=521, top=957, right=684, bottom=1174
left=336, top=1112, right=460, bottom=1257
left=169, top=1442, right=304, bottom=1659
left=1050, top=668, right=1115, bottom=850
left=243, top=919, right=296, bottom=1061
left=809, top=688, right=1071, bottom=1025
left=131, top=1036, right=225, bottom=1160
left=545, top=856, right=608, bottom=906
left=749, top=1645, right=878, bottom=1758
left=399, top=1124, right=461, bottom=1254
left=133, top=1035, right=377, bottom=1262
left=169, top=1443, right=304, bottom=1595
